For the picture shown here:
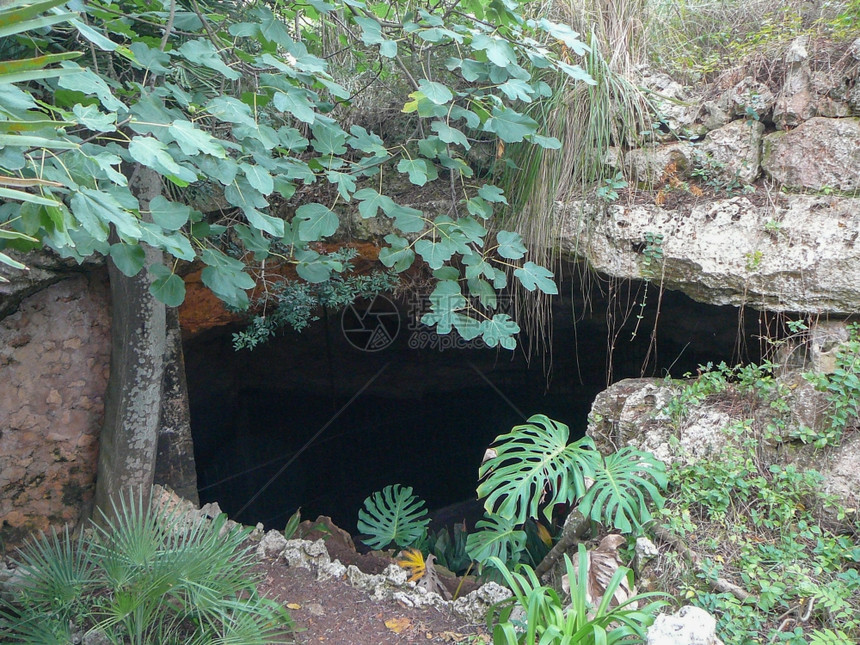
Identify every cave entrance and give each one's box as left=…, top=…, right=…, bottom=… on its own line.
left=183, top=271, right=763, bottom=533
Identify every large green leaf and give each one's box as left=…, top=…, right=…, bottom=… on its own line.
left=148, top=264, right=186, bottom=307
left=109, top=243, right=145, bottom=277
left=514, top=261, right=558, bottom=295
left=69, top=188, right=139, bottom=242
left=357, top=485, right=429, bottom=550
left=177, top=40, right=240, bottom=80
left=578, top=447, right=667, bottom=533
left=496, top=230, right=526, bottom=259
left=483, top=107, right=538, bottom=143
left=464, top=513, right=526, bottom=567
left=477, top=415, right=598, bottom=525
left=128, top=137, right=197, bottom=184
left=57, top=63, right=125, bottom=113
left=378, top=234, right=415, bottom=273
left=200, top=249, right=255, bottom=309
left=480, top=314, right=519, bottom=350
left=168, top=120, right=226, bottom=158
left=471, top=34, right=517, bottom=68
left=294, top=202, right=338, bottom=241
left=417, top=79, right=453, bottom=105
left=148, top=196, right=190, bottom=231
left=0, top=52, right=82, bottom=85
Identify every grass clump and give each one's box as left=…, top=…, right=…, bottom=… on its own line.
left=647, top=0, right=860, bottom=80
left=0, top=491, right=291, bottom=645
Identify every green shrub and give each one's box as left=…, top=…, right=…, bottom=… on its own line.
left=358, top=414, right=667, bottom=577
left=0, top=491, right=291, bottom=645
left=488, top=546, right=666, bottom=644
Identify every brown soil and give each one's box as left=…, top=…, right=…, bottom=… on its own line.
left=254, top=519, right=491, bottom=644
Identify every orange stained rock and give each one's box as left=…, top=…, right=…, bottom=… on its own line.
left=179, top=241, right=383, bottom=337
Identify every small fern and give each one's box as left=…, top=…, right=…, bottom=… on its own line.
left=579, top=447, right=667, bottom=533
left=356, top=485, right=430, bottom=550
left=477, top=414, right=598, bottom=525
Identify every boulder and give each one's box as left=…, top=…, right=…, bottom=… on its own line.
left=697, top=119, right=764, bottom=184
left=587, top=374, right=860, bottom=524
left=605, top=143, right=696, bottom=183
left=637, top=68, right=707, bottom=140
left=561, top=193, right=860, bottom=314
left=647, top=606, right=724, bottom=645
left=725, top=77, right=775, bottom=121
left=773, top=36, right=816, bottom=129
left=762, top=117, right=860, bottom=192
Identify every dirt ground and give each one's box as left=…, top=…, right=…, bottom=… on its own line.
left=254, top=519, right=492, bottom=644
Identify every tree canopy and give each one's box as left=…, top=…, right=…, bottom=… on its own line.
left=0, top=0, right=593, bottom=348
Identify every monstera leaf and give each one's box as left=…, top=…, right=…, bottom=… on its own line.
left=357, top=485, right=429, bottom=550
left=477, top=414, right=598, bottom=526
left=465, top=513, right=527, bottom=567
left=579, top=447, right=668, bottom=533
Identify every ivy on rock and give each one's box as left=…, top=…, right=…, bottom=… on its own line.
left=0, top=0, right=594, bottom=349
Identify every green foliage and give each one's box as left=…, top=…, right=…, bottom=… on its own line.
left=691, top=155, right=751, bottom=197
left=477, top=414, right=596, bottom=526
left=802, top=323, right=860, bottom=446
left=660, top=376, right=860, bottom=642
left=362, top=414, right=666, bottom=579
left=423, top=523, right=471, bottom=575
left=357, top=484, right=430, bottom=550
left=648, top=0, right=858, bottom=80
left=641, top=231, right=664, bottom=272
left=596, top=172, right=627, bottom=203
left=0, top=491, right=291, bottom=644
left=488, top=547, right=665, bottom=644
left=578, top=447, right=667, bottom=534
left=465, top=513, right=528, bottom=568
left=232, top=248, right=397, bottom=350
left=0, top=0, right=596, bottom=350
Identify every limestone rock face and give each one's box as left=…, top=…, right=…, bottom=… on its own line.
left=725, top=77, right=776, bottom=121
left=647, top=606, right=724, bottom=645
left=561, top=193, right=860, bottom=314
left=698, top=119, right=764, bottom=184
left=606, top=143, right=696, bottom=183
left=0, top=249, right=103, bottom=319
left=586, top=370, right=860, bottom=523
left=762, top=117, right=860, bottom=191
left=773, top=36, right=815, bottom=129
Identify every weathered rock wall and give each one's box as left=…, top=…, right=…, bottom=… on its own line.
left=0, top=271, right=111, bottom=550
left=568, top=37, right=860, bottom=316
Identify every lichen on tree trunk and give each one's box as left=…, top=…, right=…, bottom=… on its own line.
left=154, top=307, right=199, bottom=505
left=93, top=166, right=167, bottom=523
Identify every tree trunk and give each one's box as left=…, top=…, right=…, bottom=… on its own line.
left=93, top=167, right=167, bottom=524
left=154, top=307, right=199, bottom=505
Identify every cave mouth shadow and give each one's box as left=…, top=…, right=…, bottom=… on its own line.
left=184, top=275, right=765, bottom=533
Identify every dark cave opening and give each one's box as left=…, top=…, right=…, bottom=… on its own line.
left=183, top=271, right=764, bottom=533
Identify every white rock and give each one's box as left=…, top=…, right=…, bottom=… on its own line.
left=452, top=581, right=513, bottom=622
left=762, top=117, right=860, bottom=192
left=647, top=606, right=724, bottom=645
left=318, top=558, right=347, bottom=580
left=809, top=320, right=852, bottom=374
left=698, top=119, right=764, bottom=184
left=635, top=537, right=659, bottom=571
left=256, top=529, right=288, bottom=559
left=283, top=538, right=331, bottom=570
left=561, top=194, right=860, bottom=314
